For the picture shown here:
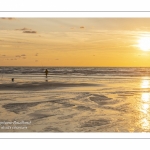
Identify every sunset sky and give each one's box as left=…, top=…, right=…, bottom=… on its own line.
left=1, top=18, right=150, bottom=67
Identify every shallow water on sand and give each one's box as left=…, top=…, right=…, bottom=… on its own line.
left=0, top=67, right=150, bottom=132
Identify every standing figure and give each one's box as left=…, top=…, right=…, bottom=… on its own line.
left=45, top=69, right=48, bottom=78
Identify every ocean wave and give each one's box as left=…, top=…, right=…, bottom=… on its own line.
left=1, top=67, right=150, bottom=77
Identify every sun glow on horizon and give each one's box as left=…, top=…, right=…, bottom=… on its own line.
left=2, top=18, right=150, bottom=66
left=138, top=36, right=150, bottom=51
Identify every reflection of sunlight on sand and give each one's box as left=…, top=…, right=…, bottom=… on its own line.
left=139, top=92, right=150, bottom=130
left=141, top=93, right=150, bottom=102
left=141, top=79, right=150, bottom=88
left=139, top=78, right=150, bottom=130
left=140, top=103, right=149, bottom=114
left=141, top=118, right=149, bottom=129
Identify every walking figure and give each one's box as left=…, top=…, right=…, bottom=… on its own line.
left=45, top=69, right=48, bottom=78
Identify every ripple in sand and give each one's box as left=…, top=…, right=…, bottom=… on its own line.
left=75, top=105, right=95, bottom=111
left=81, top=119, right=110, bottom=128
left=3, top=102, right=41, bottom=114
left=29, top=113, right=54, bottom=120
left=103, top=103, right=132, bottom=113
left=44, top=126, right=62, bottom=132
left=58, top=113, right=77, bottom=120
left=50, top=100, right=75, bottom=107
left=89, top=94, right=112, bottom=105
left=3, top=98, right=76, bottom=114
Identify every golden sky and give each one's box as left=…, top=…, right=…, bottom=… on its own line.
left=1, top=18, right=150, bottom=67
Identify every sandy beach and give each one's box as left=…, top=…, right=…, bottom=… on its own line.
left=0, top=67, right=150, bottom=132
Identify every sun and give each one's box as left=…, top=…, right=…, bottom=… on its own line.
left=138, top=36, right=150, bottom=51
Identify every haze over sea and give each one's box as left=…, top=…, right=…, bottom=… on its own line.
left=0, top=67, right=150, bottom=132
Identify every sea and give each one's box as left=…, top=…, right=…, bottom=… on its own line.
left=0, top=67, right=150, bottom=132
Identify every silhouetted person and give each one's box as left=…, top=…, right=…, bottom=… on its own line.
left=12, top=78, right=14, bottom=82
left=45, top=69, right=48, bottom=78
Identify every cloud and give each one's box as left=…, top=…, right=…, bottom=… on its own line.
left=1, top=18, right=15, bottom=20
left=21, top=54, right=26, bottom=57
left=80, top=26, right=84, bottom=29
left=15, top=55, right=20, bottom=58
left=23, top=30, right=37, bottom=33
left=15, top=27, right=37, bottom=34
left=16, top=28, right=31, bottom=31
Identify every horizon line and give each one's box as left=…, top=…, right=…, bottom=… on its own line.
left=0, top=66, right=150, bottom=68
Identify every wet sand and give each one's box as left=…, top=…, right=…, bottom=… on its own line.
left=0, top=68, right=150, bottom=132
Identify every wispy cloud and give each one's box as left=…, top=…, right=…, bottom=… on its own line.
left=15, top=55, right=21, bottom=58
left=1, top=18, right=16, bottom=20
left=15, top=27, right=37, bottom=34
left=16, top=28, right=31, bottom=31
left=21, top=54, right=26, bottom=57
left=23, top=31, right=37, bottom=34
left=80, top=26, right=84, bottom=29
